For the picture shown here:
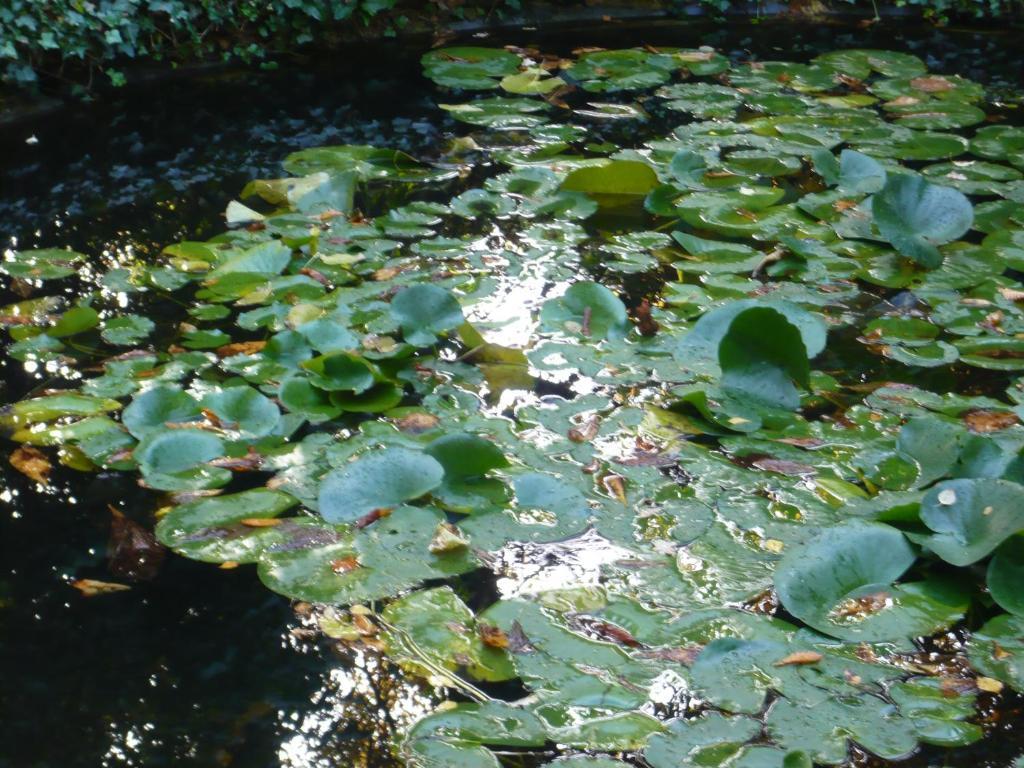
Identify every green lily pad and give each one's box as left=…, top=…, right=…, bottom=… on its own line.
left=155, top=488, right=299, bottom=563
left=424, top=433, right=509, bottom=512
left=971, top=125, right=1024, bottom=169
left=319, top=447, right=445, bottom=524
left=1, top=248, right=87, bottom=280
left=916, top=478, right=1024, bottom=565
left=988, top=537, right=1024, bottom=617
left=540, top=281, right=629, bottom=340
left=774, top=520, right=968, bottom=641
left=201, top=386, right=280, bottom=439
left=391, top=284, right=465, bottom=347
left=967, top=613, right=1024, bottom=691
left=561, top=160, right=658, bottom=203
left=258, top=506, right=477, bottom=604
left=135, top=428, right=230, bottom=491
left=100, top=314, right=155, bottom=346
left=382, top=586, right=515, bottom=682
left=872, top=173, right=974, bottom=268
left=421, top=47, right=521, bottom=90
left=121, top=385, right=200, bottom=438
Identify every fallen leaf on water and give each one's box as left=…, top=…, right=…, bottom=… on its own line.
left=963, top=409, right=1019, bottom=433
left=209, top=447, right=263, bottom=471
left=998, top=286, right=1024, bottom=302
left=395, top=412, right=441, bottom=434
left=637, top=646, right=703, bottom=665
left=832, top=590, right=891, bottom=619
left=602, top=474, right=628, bottom=503
left=429, top=522, right=470, bottom=554
left=584, top=619, right=643, bottom=648
left=299, top=267, right=331, bottom=286
left=108, top=505, right=166, bottom=581
left=976, top=676, right=1004, bottom=694
left=216, top=340, right=266, bottom=357
left=478, top=624, right=510, bottom=649
left=751, top=457, right=817, bottom=476
left=354, top=507, right=392, bottom=530
left=775, top=437, right=826, bottom=448
left=353, top=613, right=378, bottom=636
left=634, top=299, right=659, bottom=337
left=506, top=620, right=534, bottom=653
left=240, top=517, right=281, bottom=527
left=568, top=415, right=600, bottom=442
left=775, top=651, right=824, bottom=667
left=940, top=677, right=977, bottom=697
left=886, top=95, right=922, bottom=107
left=9, top=445, right=51, bottom=485
left=909, top=75, right=955, bottom=93
left=331, top=556, right=361, bottom=574
left=70, top=578, right=131, bottom=597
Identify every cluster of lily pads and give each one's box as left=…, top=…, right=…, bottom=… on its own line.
left=4, top=43, right=1024, bottom=767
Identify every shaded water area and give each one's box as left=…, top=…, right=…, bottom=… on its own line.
left=2, top=18, right=1024, bottom=768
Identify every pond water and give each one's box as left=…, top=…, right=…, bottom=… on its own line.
left=2, top=18, right=1024, bottom=768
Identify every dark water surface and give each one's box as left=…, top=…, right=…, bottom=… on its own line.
left=2, top=19, right=1023, bottom=767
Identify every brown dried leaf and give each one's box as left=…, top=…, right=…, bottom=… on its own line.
left=910, top=75, right=955, bottom=93
left=775, top=437, right=826, bottom=448
left=354, top=507, right=392, bottom=530
left=634, top=298, right=659, bottom=337
left=428, top=522, right=469, bottom=554
left=998, top=286, right=1024, bottom=302
left=832, top=590, right=891, bottom=619
left=374, top=266, right=401, bottom=281
left=330, top=556, right=361, bottom=574
left=963, top=409, right=1019, bottom=433
left=299, top=267, right=332, bottom=286
left=395, top=412, right=440, bottom=434
left=602, top=474, right=628, bottom=504
left=478, top=624, right=510, bottom=649
left=70, top=578, right=131, bottom=597
left=209, top=448, right=264, bottom=471
left=240, top=517, right=282, bottom=527
left=10, top=445, right=51, bottom=485
left=751, top=458, right=817, bottom=476
left=637, top=646, right=703, bottom=665
left=216, top=340, right=266, bottom=358
left=568, top=415, right=600, bottom=443
left=506, top=621, right=535, bottom=653
left=353, top=613, right=378, bottom=636
left=587, top=620, right=643, bottom=648
left=976, top=676, right=1004, bottom=694
left=774, top=651, right=824, bottom=667
left=108, top=505, right=166, bottom=581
